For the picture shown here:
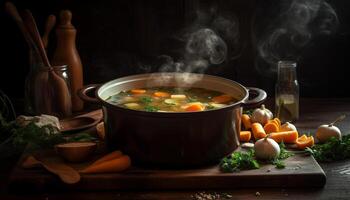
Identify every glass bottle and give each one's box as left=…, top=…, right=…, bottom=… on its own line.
left=275, top=61, right=299, bottom=123
left=24, top=64, right=72, bottom=118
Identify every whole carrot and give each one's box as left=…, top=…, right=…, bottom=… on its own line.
left=80, top=155, right=131, bottom=174
left=92, top=150, right=123, bottom=166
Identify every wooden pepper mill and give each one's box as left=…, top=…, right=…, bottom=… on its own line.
left=52, top=10, right=84, bottom=112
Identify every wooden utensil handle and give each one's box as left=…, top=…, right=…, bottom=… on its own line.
left=22, top=9, right=51, bottom=67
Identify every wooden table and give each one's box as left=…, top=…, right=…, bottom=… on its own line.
left=1, top=98, right=350, bottom=199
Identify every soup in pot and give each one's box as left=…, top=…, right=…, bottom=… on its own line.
left=106, top=87, right=236, bottom=112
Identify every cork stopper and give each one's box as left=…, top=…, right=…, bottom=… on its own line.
left=58, top=10, right=74, bottom=29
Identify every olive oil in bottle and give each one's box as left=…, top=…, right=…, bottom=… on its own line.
left=275, top=61, right=299, bottom=123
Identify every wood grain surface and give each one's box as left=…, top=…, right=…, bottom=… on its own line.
left=1, top=98, right=350, bottom=199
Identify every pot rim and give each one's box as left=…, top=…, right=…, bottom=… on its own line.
left=95, top=72, right=249, bottom=116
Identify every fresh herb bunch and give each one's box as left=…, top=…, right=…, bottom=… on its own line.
left=220, top=142, right=294, bottom=172
left=220, top=149, right=259, bottom=172
left=306, top=135, right=350, bottom=162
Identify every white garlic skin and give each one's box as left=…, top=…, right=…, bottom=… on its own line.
left=316, top=124, right=341, bottom=143
left=254, top=138, right=280, bottom=160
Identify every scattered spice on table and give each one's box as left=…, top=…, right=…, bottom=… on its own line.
left=191, top=192, right=233, bottom=200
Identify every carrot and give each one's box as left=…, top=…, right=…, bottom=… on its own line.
left=242, top=114, right=252, bottom=130
left=240, top=131, right=252, bottom=142
left=264, top=122, right=279, bottom=134
left=131, top=89, right=146, bottom=94
left=80, top=155, right=131, bottom=174
left=251, top=123, right=267, bottom=140
left=268, top=130, right=299, bottom=143
left=212, top=95, right=233, bottom=104
left=153, top=91, right=170, bottom=98
left=295, top=135, right=314, bottom=149
left=185, top=104, right=204, bottom=112
left=91, top=150, right=123, bottom=166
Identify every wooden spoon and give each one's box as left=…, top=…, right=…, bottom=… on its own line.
left=42, top=14, right=56, bottom=49
left=22, top=155, right=80, bottom=184
left=4, top=2, right=43, bottom=66
left=22, top=10, right=72, bottom=117
left=60, top=109, right=103, bottom=132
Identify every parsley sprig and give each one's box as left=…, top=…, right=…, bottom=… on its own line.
left=220, top=142, right=294, bottom=172
left=306, top=135, right=350, bottom=162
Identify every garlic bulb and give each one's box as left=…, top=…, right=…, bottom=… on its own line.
left=254, top=137, right=280, bottom=160
left=251, top=104, right=273, bottom=125
left=316, top=124, right=341, bottom=143
left=280, top=122, right=297, bottom=132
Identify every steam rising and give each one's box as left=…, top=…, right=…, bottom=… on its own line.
left=257, top=0, right=338, bottom=75
left=151, top=7, right=240, bottom=86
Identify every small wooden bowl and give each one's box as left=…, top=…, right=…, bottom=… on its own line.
left=55, top=142, right=97, bottom=163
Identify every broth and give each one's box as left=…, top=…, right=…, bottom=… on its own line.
left=106, top=87, right=236, bottom=112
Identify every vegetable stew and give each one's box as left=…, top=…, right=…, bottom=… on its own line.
left=106, top=87, right=236, bottom=112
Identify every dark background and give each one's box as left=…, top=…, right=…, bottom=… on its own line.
left=0, top=0, right=349, bottom=109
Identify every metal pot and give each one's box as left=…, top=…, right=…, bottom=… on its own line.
left=79, top=73, right=266, bottom=167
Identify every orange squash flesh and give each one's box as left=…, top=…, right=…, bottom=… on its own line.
left=296, top=135, right=314, bottom=149
left=268, top=130, right=299, bottom=143
left=264, top=122, right=279, bottom=134
left=240, top=131, right=252, bottom=142
left=273, top=118, right=281, bottom=128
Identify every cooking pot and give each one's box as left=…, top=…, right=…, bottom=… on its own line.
left=79, top=73, right=266, bottom=167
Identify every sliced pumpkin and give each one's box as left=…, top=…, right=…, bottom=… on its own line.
left=268, top=130, right=299, bottom=143
left=296, top=135, right=314, bottom=149
left=264, top=122, right=279, bottom=134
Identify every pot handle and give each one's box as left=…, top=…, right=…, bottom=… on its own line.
left=78, top=84, right=101, bottom=104
left=242, top=87, right=267, bottom=108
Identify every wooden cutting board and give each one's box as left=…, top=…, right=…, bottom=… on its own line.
left=9, top=149, right=325, bottom=192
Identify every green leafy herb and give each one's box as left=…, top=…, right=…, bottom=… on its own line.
left=306, top=135, right=350, bottom=162
left=144, top=105, right=159, bottom=112
left=220, top=149, right=260, bottom=172
left=243, top=109, right=254, bottom=116
left=140, top=96, right=153, bottom=104
left=187, top=96, right=198, bottom=103
left=220, top=142, right=294, bottom=172
left=272, top=159, right=286, bottom=169
left=278, top=141, right=294, bottom=159
left=206, top=105, right=215, bottom=110
left=8, top=122, right=65, bottom=152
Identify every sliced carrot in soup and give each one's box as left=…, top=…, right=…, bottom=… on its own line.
left=212, top=95, right=233, bottom=103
